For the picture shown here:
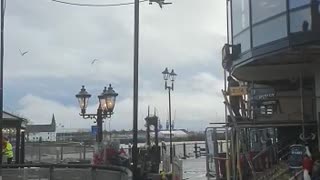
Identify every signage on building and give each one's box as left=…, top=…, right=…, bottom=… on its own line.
left=251, top=88, right=275, bottom=100
left=229, top=86, right=247, bottom=96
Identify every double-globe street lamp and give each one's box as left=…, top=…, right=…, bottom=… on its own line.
left=76, top=84, right=118, bottom=143
left=162, top=67, right=177, bottom=164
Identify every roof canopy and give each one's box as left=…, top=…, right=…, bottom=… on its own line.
left=3, top=111, right=27, bottom=129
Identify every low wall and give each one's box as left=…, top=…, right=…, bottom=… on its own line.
left=1, top=164, right=132, bottom=180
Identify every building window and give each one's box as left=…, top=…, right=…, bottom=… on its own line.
left=232, top=0, right=250, bottom=34
left=289, top=0, right=310, bottom=9
left=252, top=0, right=286, bottom=24
left=232, top=0, right=250, bottom=52
left=290, top=7, right=312, bottom=33
left=252, top=15, right=287, bottom=47
left=234, top=30, right=251, bottom=53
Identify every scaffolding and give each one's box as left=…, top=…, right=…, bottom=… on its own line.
left=206, top=73, right=318, bottom=180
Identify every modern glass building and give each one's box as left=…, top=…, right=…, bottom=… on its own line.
left=220, top=0, right=320, bottom=164
left=223, top=0, right=320, bottom=81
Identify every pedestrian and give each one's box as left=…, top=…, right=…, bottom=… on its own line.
left=2, top=137, right=13, bottom=164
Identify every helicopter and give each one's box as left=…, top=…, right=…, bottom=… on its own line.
left=149, top=0, right=172, bottom=8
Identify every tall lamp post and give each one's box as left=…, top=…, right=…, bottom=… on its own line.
left=0, top=0, right=5, bottom=165
left=75, top=84, right=118, bottom=143
left=162, top=67, right=177, bottom=163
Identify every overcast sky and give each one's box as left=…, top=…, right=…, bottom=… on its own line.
left=2, top=0, right=226, bottom=132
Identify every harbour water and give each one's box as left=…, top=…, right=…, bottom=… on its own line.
left=182, top=157, right=207, bottom=180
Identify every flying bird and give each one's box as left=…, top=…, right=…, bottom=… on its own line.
left=91, top=59, right=99, bottom=64
left=19, top=49, right=29, bottom=56
left=149, top=0, right=172, bottom=8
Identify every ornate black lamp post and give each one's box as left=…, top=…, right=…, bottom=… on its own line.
left=162, top=67, right=177, bottom=163
left=76, top=84, right=118, bottom=142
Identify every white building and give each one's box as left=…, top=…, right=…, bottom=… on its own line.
left=26, top=114, right=56, bottom=142
left=157, top=129, right=189, bottom=139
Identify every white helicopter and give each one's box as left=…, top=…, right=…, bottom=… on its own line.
left=149, top=0, right=172, bottom=8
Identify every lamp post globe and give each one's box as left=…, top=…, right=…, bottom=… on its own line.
left=75, top=85, right=91, bottom=114
left=105, top=84, right=118, bottom=114
left=98, top=86, right=108, bottom=111
left=98, top=84, right=118, bottom=116
left=169, top=69, right=177, bottom=81
left=162, top=67, right=170, bottom=81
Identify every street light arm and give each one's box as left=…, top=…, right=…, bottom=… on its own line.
left=79, top=113, right=98, bottom=120
left=165, top=81, right=168, bottom=90
left=165, top=82, right=174, bottom=91
left=79, top=112, right=113, bottom=120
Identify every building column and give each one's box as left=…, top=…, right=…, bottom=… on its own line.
left=315, top=72, right=320, bottom=151
left=20, top=131, right=25, bottom=164
left=15, top=127, right=21, bottom=164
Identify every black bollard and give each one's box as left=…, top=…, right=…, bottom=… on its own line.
left=128, top=145, right=132, bottom=159
left=173, top=144, right=176, bottom=157
left=194, top=143, right=198, bottom=158
left=60, top=145, right=63, bottom=162
left=183, top=143, right=186, bottom=158
left=83, top=144, right=86, bottom=160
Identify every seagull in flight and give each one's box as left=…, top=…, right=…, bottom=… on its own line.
left=19, top=49, right=29, bottom=56
left=149, top=0, right=172, bottom=8
left=91, top=59, right=99, bottom=65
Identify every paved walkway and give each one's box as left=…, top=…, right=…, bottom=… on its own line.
left=183, top=157, right=208, bottom=180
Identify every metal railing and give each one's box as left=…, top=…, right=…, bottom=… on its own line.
left=161, top=142, right=206, bottom=159
left=1, top=164, right=132, bottom=180
left=25, top=143, right=94, bottom=163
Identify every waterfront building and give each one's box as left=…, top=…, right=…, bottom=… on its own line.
left=26, top=114, right=56, bottom=142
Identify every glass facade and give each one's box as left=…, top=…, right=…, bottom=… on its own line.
left=252, top=15, right=287, bottom=47
left=290, top=8, right=312, bottom=33
left=251, top=0, right=286, bottom=23
left=289, top=0, right=309, bottom=9
left=234, top=30, right=251, bottom=52
left=232, top=0, right=250, bottom=34
left=231, top=0, right=315, bottom=54
left=232, top=0, right=250, bottom=52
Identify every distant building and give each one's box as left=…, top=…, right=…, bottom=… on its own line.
left=157, top=129, right=189, bottom=139
left=26, top=114, right=56, bottom=142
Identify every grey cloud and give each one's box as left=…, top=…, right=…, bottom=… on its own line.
left=4, top=0, right=227, bottom=130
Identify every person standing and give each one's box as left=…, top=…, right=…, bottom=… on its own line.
left=2, top=137, right=13, bottom=164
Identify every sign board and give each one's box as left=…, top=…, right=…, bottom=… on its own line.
left=251, top=88, right=275, bottom=101
left=229, top=86, right=247, bottom=96
left=91, top=125, right=98, bottom=136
